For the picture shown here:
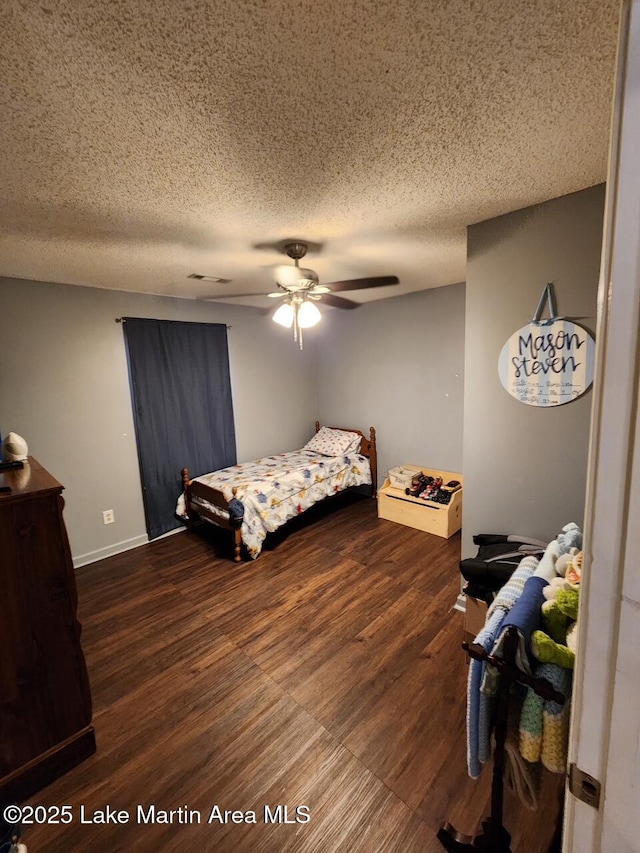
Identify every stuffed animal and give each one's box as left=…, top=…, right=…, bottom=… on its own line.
left=555, top=546, right=579, bottom=578
left=566, top=551, right=583, bottom=588
left=534, top=539, right=560, bottom=582
left=556, top=522, right=582, bottom=556
left=566, top=621, right=578, bottom=655
left=531, top=588, right=580, bottom=669
left=542, top=575, right=573, bottom=602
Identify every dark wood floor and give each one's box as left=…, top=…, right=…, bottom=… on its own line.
left=25, top=495, right=562, bottom=852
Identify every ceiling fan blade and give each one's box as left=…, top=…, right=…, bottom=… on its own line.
left=320, top=293, right=360, bottom=310
left=324, top=275, right=400, bottom=293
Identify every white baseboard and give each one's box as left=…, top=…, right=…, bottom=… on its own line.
left=72, top=525, right=186, bottom=569
left=73, top=534, right=149, bottom=569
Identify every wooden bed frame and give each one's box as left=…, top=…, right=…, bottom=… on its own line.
left=181, top=421, right=377, bottom=562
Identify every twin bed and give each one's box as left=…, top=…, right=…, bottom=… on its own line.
left=179, top=422, right=377, bottom=561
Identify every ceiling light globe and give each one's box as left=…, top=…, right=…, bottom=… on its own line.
left=273, top=302, right=294, bottom=328
left=297, top=300, right=321, bottom=328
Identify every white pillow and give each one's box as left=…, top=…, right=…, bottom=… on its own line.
left=303, top=426, right=362, bottom=456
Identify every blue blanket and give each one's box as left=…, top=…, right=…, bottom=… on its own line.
left=492, top=575, right=548, bottom=675
left=466, top=558, right=538, bottom=778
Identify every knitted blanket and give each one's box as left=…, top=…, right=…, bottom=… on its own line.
left=466, top=557, right=539, bottom=778
left=519, top=663, right=573, bottom=774
left=487, top=556, right=538, bottom=618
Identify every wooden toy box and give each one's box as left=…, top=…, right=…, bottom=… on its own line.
left=377, top=465, right=463, bottom=539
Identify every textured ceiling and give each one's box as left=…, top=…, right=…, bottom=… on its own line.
left=0, top=0, right=620, bottom=307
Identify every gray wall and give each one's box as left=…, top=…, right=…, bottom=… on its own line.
left=0, top=278, right=318, bottom=564
left=462, top=185, right=605, bottom=557
left=316, top=283, right=466, bottom=483
left=2, top=182, right=603, bottom=569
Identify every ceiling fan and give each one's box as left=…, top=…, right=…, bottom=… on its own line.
left=199, top=242, right=400, bottom=349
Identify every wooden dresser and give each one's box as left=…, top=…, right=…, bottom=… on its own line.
left=0, top=458, right=95, bottom=802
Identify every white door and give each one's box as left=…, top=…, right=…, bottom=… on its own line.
left=563, top=1, right=640, bottom=850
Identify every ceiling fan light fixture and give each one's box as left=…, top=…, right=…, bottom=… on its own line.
left=273, top=301, right=294, bottom=328
left=297, top=299, right=321, bottom=328
left=274, top=265, right=319, bottom=288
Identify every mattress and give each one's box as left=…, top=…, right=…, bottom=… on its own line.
left=178, top=449, right=372, bottom=558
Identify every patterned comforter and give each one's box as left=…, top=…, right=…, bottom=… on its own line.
left=178, top=450, right=372, bottom=558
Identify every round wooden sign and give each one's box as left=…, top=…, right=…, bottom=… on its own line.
left=498, top=320, right=595, bottom=407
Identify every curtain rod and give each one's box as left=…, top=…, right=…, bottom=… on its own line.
left=115, top=318, right=232, bottom=329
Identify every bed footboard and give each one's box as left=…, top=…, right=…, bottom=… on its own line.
left=181, top=468, right=242, bottom=562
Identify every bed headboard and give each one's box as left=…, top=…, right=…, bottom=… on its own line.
left=315, top=420, right=377, bottom=494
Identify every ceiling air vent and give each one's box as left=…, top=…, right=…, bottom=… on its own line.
left=188, top=274, right=232, bottom=283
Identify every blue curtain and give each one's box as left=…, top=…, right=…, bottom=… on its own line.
left=123, top=318, right=237, bottom=539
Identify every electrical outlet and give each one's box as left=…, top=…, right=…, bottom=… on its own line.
left=102, top=509, right=115, bottom=525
